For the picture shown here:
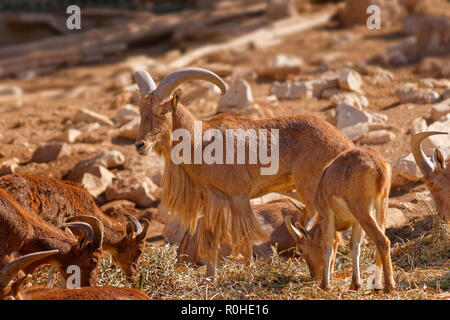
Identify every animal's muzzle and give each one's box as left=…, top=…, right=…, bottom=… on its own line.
left=135, top=140, right=149, bottom=155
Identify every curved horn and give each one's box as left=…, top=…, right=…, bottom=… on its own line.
left=125, top=213, right=142, bottom=234
left=134, top=70, right=157, bottom=96
left=137, top=218, right=150, bottom=241
left=0, top=250, right=59, bottom=288
left=153, top=67, right=227, bottom=100
left=67, top=216, right=104, bottom=249
left=411, top=131, right=447, bottom=176
left=285, top=216, right=304, bottom=242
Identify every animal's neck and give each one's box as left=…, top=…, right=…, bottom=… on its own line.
left=172, top=103, right=197, bottom=134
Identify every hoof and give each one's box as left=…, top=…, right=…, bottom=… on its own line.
left=349, top=282, right=361, bottom=291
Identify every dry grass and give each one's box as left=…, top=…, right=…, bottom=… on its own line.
left=30, top=218, right=449, bottom=300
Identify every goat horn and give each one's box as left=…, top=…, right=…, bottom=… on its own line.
left=60, top=222, right=94, bottom=241
left=0, top=250, right=59, bottom=288
left=153, top=67, right=227, bottom=100
left=411, top=131, right=447, bottom=176
left=134, top=70, right=157, bottom=96
left=137, top=218, right=150, bottom=241
left=66, top=216, right=104, bottom=249
left=124, top=213, right=142, bottom=234
left=284, top=216, right=303, bottom=242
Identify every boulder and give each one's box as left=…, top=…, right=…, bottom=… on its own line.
left=75, top=108, right=114, bottom=126
left=410, top=117, right=427, bottom=135
left=360, top=129, right=395, bottom=145
left=431, top=98, right=450, bottom=121
left=67, top=150, right=125, bottom=181
left=392, top=153, right=422, bottom=186
left=105, top=176, right=160, bottom=207
left=80, top=165, right=115, bottom=198
left=118, top=118, right=140, bottom=140
left=54, top=128, right=82, bottom=144
left=259, top=54, right=303, bottom=78
left=338, top=69, right=363, bottom=93
left=217, top=80, right=253, bottom=113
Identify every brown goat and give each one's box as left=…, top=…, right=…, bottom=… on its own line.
left=0, top=250, right=151, bottom=300
left=133, top=67, right=354, bottom=278
left=177, top=198, right=308, bottom=265
left=285, top=147, right=395, bottom=293
left=411, top=131, right=449, bottom=222
left=0, top=188, right=103, bottom=287
left=0, top=174, right=150, bottom=279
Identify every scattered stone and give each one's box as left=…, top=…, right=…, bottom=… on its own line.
left=386, top=208, right=407, bottom=229
left=75, top=108, right=114, bottom=126
left=330, top=92, right=369, bottom=109
left=54, top=128, right=82, bottom=144
left=259, top=54, right=303, bottom=78
left=341, top=122, right=369, bottom=142
left=444, top=89, right=450, bottom=99
left=31, top=142, right=71, bottom=163
left=324, top=108, right=337, bottom=126
left=336, top=103, right=370, bottom=130
left=80, top=165, right=115, bottom=198
left=360, top=129, right=395, bottom=145
left=395, top=83, right=439, bottom=104
left=217, top=80, right=253, bottom=113
left=410, top=117, right=428, bottom=135
left=105, top=176, right=160, bottom=207
left=269, top=82, right=291, bottom=99
left=392, top=153, right=422, bottom=186
left=67, top=150, right=126, bottom=181
left=356, top=64, right=394, bottom=85
left=0, top=158, right=20, bottom=176
left=431, top=98, right=450, bottom=121
left=338, top=69, right=363, bottom=93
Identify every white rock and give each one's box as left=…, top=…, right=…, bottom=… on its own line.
left=386, top=208, right=406, bottom=229
left=396, top=83, right=440, bottom=104
left=431, top=98, right=450, bottom=121
left=269, top=82, right=291, bottom=99
left=105, top=176, right=160, bottom=207
left=260, top=54, right=303, bottom=77
left=360, top=129, right=395, bottom=145
left=115, top=104, right=140, bottom=125
left=422, top=114, right=450, bottom=159
left=410, top=117, right=428, bottom=135
left=217, top=80, right=253, bottom=112
left=419, top=78, right=450, bottom=90
left=392, top=153, right=422, bottom=186
left=341, top=122, right=369, bottom=142
left=54, top=128, right=82, bottom=143
left=31, top=142, right=71, bottom=163
left=330, top=92, right=369, bottom=109
left=338, top=69, right=363, bottom=93
left=0, top=158, right=20, bottom=176
left=75, top=108, right=114, bottom=126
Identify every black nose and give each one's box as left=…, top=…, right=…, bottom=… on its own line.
left=135, top=142, right=145, bottom=151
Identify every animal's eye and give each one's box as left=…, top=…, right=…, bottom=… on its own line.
left=157, top=108, right=166, bottom=116
left=90, top=259, right=98, bottom=266
left=137, top=249, right=143, bottom=256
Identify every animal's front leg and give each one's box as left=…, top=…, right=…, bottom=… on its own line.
left=320, top=210, right=335, bottom=291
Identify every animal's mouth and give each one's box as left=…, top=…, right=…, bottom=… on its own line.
left=136, top=140, right=156, bottom=156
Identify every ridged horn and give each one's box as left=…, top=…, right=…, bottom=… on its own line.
left=411, top=131, right=447, bottom=176
left=134, top=70, right=157, bottom=96
left=0, top=250, right=59, bottom=288
left=137, top=218, right=150, bottom=241
left=285, top=216, right=303, bottom=242
left=60, top=222, right=94, bottom=242
left=125, top=213, right=142, bottom=234
left=66, top=216, right=104, bottom=249
left=153, top=67, right=227, bottom=100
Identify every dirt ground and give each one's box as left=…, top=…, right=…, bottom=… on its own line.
left=0, top=1, right=449, bottom=300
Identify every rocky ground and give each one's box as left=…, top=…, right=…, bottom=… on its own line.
left=0, top=0, right=448, bottom=299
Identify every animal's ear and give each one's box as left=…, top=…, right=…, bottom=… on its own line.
left=76, top=231, right=89, bottom=252
left=126, top=222, right=134, bottom=239
left=295, top=222, right=311, bottom=239
left=171, top=88, right=182, bottom=109
left=433, top=148, right=446, bottom=173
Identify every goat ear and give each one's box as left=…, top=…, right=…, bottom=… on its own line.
left=433, top=148, right=446, bottom=173
left=126, top=222, right=134, bottom=239
left=171, top=88, right=182, bottom=109
left=295, top=222, right=310, bottom=239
